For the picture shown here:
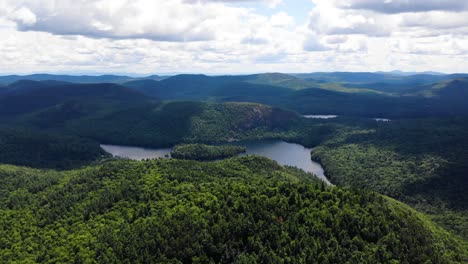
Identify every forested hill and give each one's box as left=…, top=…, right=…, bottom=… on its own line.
left=2, top=72, right=468, bottom=117
left=311, top=117, right=468, bottom=240
left=0, top=74, right=167, bottom=84
left=0, top=156, right=466, bottom=263
left=118, top=73, right=468, bottom=118
left=44, top=101, right=307, bottom=148
left=0, top=95, right=328, bottom=168
left=0, top=80, right=152, bottom=117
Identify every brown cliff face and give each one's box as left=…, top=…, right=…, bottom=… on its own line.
left=224, top=102, right=299, bottom=132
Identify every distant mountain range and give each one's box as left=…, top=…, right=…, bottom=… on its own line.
left=1, top=72, right=467, bottom=118
left=0, top=74, right=168, bottom=85
left=1, top=71, right=467, bottom=85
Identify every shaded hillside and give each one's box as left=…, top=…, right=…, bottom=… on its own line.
left=0, top=81, right=152, bottom=117
left=0, top=74, right=168, bottom=84
left=63, top=101, right=306, bottom=147
left=6, top=73, right=464, bottom=118
left=123, top=73, right=377, bottom=99
left=294, top=72, right=468, bottom=84
left=121, top=74, right=468, bottom=118
left=0, top=127, right=106, bottom=169
left=241, top=73, right=314, bottom=90
left=409, top=78, right=468, bottom=97
left=311, top=118, right=468, bottom=239
left=122, top=79, right=163, bottom=97
left=0, top=81, right=331, bottom=154
left=0, top=157, right=465, bottom=263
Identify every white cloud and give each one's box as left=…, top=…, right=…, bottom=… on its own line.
left=337, top=37, right=368, bottom=53
left=325, top=35, right=348, bottom=44
left=303, top=33, right=329, bottom=52
left=270, top=12, right=294, bottom=27
left=400, top=11, right=468, bottom=30
left=308, top=1, right=395, bottom=37
left=4, top=0, right=250, bottom=42
left=10, top=7, right=36, bottom=25
left=266, top=0, right=283, bottom=9
left=0, top=0, right=467, bottom=74
left=307, top=0, right=468, bottom=58
left=335, top=0, right=468, bottom=14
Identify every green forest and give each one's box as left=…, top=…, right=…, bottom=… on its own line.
left=311, top=118, right=468, bottom=240
left=0, top=127, right=106, bottom=169
left=171, top=144, right=246, bottom=161
left=0, top=73, right=468, bottom=263
left=0, top=157, right=466, bottom=263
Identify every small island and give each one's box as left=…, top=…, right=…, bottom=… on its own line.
left=171, top=144, right=247, bottom=161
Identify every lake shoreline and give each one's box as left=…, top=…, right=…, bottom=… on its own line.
left=101, top=140, right=332, bottom=185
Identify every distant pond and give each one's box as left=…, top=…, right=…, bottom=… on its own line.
left=101, top=140, right=331, bottom=184
left=303, top=115, right=338, bottom=119
left=374, top=118, right=391, bottom=122
left=304, top=114, right=391, bottom=122
left=100, top=144, right=172, bottom=160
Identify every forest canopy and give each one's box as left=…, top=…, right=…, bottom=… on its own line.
left=0, top=157, right=466, bottom=263
left=171, top=143, right=246, bottom=161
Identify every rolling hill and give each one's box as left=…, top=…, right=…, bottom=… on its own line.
left=0, top=157, right=466, bottom=263
left=2, top=72, right=468, bottom=120
left=0, top=81, right=316, bottom=149
left=0, top=72, right=467, bottom=263
left=293, top=72, right=468, bottom=84
left=0, top=74, right=168, bottom=85
left=0, top=80, right=153, bottom=118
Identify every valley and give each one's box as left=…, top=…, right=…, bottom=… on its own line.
left=101, top=140, right=330, bottom=184
left=0, top=71, right=467, bottom=262
left=3, top=1, right=468, bottom=262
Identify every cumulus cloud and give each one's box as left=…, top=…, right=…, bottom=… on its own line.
left=241, top=35, right=269, bottom=45
left=337, top=37, right=368, bottom=53
left=303, top=33, right=330, bottom=52
left=335, top=0, right=468, bottom=14
left=325, top=35, right=348, bottom=44
left=270, top=12, right=294, bottom=27
left=1, top=0, right=290, bottom=43
left=308, top=1, right=395, bottom=37
left=400, top=11, right=468, bottom=30
left=0, top=0, right=467, bottom=74
left=309, top=0, right=468, bottom=37
left=3, top=0, right=254, bottom=41
left=10, top=7, right=36, bottom=25
left=185, top=0, right=283, bottom=8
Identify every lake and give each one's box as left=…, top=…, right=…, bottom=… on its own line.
left=101, top=140, right=330, bottom=184
left=303, top=115, right=338, bottom=119
left=100, top=144, right=172, bottom=160
left=230, top=140, right=330, bottom=184
left=304, top=114, right=391, bottom=122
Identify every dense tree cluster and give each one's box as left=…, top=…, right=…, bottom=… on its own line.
left=0, top=156, right=466, bottom=263
left=0, top=127, right=107, bottom=169
left=62, top=101, right=317, bottom=148
left=0, top=77, right=467, bottom=263
left=120, top=73, right=468, bottom=118
left=312, top=118, right=468, bottom=239
left=171, top=144, right=246, bottom=161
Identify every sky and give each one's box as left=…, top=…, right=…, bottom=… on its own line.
left=0, top=0, right=468, bottom=75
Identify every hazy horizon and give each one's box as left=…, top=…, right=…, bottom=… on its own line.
left=0, top=70, right=461, bottom=77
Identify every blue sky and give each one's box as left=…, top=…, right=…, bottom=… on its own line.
left=230, top=0, right=313, bottom=25
left=0, top=0, right=467, bottom=74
